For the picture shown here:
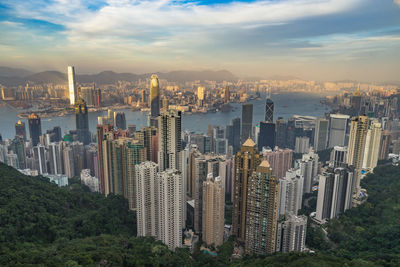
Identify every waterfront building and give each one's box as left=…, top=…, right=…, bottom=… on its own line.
left=28, top=113, right=42, bottom=147
left=114, top=112, right=127, bottom=130
left=328, top=114, right=349, bottom=148
left=258, top=122, right=275, bottom=151
left=265, top=97, right=274, bottom=123
left=241, top=104, right=253, bottom=141
left=314, top=118, right=329, bottom=151
left=275, top=118, right=287, bottom=148
left=68, top=66, right=77, bottom=105
left=202, top=174, right=225, bottom=247
left=15, top=120, right=26, bottom=140
left=245, top=160, right=279, bottom=255
left=75, top=98, right=91, bottom=145
left=150, top=74, right=160, bottom=127
left=233, top=138, right=262, bottom=242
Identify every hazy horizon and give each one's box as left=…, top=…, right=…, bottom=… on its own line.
left=1, top=0, right=400, bottom=82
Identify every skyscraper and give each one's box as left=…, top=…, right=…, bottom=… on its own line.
left=263, top=147, right=293, bottom=179
left=15, top=120, right=26, bottom=140
left=296, top=149, right=319, bottom=194
left=158, top=109, right=182, bottom=171
left=75, top=98, right=91, bottom=145
left=197, top=86, right=205, bottom=106
left=94, top=87, right=102, bottom=107
left=10, top=136, right=26, bottom=170
left=232, top=117, right=241, bottom=153
left=202, top=174, right=225, bottom=247
left=330, top=146, right=347, bottom=168
left=258, top=122, right=275, bottom=151
left=136, top=161, right=159, bottom=237
left=224, top=86, right=230, bottom=103
left=347, top=116, right=368, bottom=196
left=275, top=118, right=288, bottom=148
left=241, top=104, right=253, bottom=141
left=277, top=214, right=307, bottom=253
left=245, top=160, right=279, bottom=255
left=114, top=112, right=127, bottom=130
left=33, top=145, right=47, bottom=174
left=315, top=167, right=354, bottom=223
left=278, top=169, right=304, bottom=216
left=48, top=142, right=63, bottom=175
left=157, top=169, right=184, bottom=250
left=68, top=66, right=77, bottom=105
left=233, top=138, right=262, bottom=242
left=362, top=120, right=382, bottom=171
left=328, top=114, right=349, bottom=148
left=28, top=113, right=41, bottom=146
left=314, top=118, right=329, bottom=151
left=150, top=74, right=160, bottom=127
left=80, top=84, right=95, bottom=106
left=295, top=136, right=310, bottom=154
left=265, top=97, right=274, bottom=122
left=96, top=124, right=114, bottom=193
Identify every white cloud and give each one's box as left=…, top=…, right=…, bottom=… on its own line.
left=395, top=0, right=400, bottom=7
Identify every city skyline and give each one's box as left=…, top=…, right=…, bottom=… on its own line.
left=0, top=1, right=399, bottom=81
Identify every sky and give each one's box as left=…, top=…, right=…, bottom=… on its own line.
left=0, top=0, right=400, bottom=81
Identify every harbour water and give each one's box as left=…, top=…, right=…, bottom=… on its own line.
left=0, top=92, right=331, bottom=140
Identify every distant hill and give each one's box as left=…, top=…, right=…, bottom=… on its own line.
left=0, top=66, right=33, bottom=77
left=268, top=75, right=302, bottom=81
left=0, top=68, right=237, bottom=86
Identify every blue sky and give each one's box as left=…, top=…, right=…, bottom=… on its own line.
left=0, top=0, right=400, bottom=81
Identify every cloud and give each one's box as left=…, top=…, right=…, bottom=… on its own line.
left=395, top=0, right=400, bottom=7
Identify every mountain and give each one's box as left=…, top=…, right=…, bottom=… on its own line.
left=0, top=68, right=237, bottom=86
left=268, top=75, right=302, bottom=81
left=0, top=66, right=34, bottom=77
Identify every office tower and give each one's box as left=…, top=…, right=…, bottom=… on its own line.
left=258, top=122, right=275, bottom=151
left=224, top=86, right=230, bottom=103
left=315, top=167, right=354, bottom=223
left=295, top=136, right=310, bottom=153
left=286, top=118, right=296, bottom=149
left=33, top=145, right=47, bottom=174
left=63, top=147, right=75, bottom=178
left=233, top=138, right=262, bottom=242
left=330, top=146, right=347, bottom=168
left=314, top=118, right=329, bottom=151
left=103, top=136, right=144, bottom=209
left=15, top=120, right=26, bottom=140
left=48, top=142, right=63, bottom=175
left=347, top=116, right=368, bottom=197
left=277, top=214, right=307, bottom=253
left=265, top=97, right=274, bottom=122
left=202, top=174, right=225, bottom=247
left=68, top=66, right=77, bottom=105
left=136, top=161, right=159, bottom=237
left=149, top=74, right=160, bottom=127
left=278, top=169, right=304, bottom=216
left=362, top=120, right=382, bottom=171
left=46, top=126, right=62, bottom=142
left=263, top=147, right=293, bottom=179
left=158, top=109, right=182, bottom=171
left=214, top=138, right=228, bottom=155
left=351, top=87, right=362, bottom=114
left=379, top=130, right=390, bottom=160
left=197, top=86, right=205, bottom=106
left=328, top=114, right=349, bottom=148
left=75, top=98, right=91, bottom=145
left=275, top=118, right=287, bottom=148
left=296, top=150, right=319, bottom=194
left=114, top=112, right=127, bottom=130
left=28, top=113, right=42, bottom=146
left=157, top=169, right=183, bottom=250
left=245, top=160, right=279, bottom=255
left=241, top=104, right=253, bottom=141
left=9, top=136, right=25, bottom=170
left=80, top=85, right=95, bottom=106
left=128, top=125, right=136, bottom=136
left=232, top=117, right=241, bottom=153
left=96, top=124, right=114, bottom=193
left=80, top=169, right=100, bottom=192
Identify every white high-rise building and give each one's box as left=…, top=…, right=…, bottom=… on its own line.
left=315, top=167, right=354, bottom=223
left=295, top=149, right=319, bottom=194
left=202, top=174, right=225, bottom=247
left=362, top=120, right=382, bottom=171
left=158, top=110, right=182, bottom=171
left=33, top=145, right=47, bottom=174
left=295, top=136, right=310, bottom=154
left=68, top=66, right=77, bottom=105
left=157, top=169, right=183, bottom=250
left=80, top=169, right=99, bottom=192
left=48, top=142, right=63, bottom=175
left=136, top=161, right=159, bottom=238
left=329, top=146, right=347, bottom=169
left=278, top=169, right=304, bottom=216
left=278, top=214, right=307, bottom=253
left=328, top=114, right=349, bottom=148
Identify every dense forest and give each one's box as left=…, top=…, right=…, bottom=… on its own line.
left=1, top=162, right=400, bottom=266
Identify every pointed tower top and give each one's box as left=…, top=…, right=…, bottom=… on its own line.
left=259, top=160, right=270, bottom=168
left=242, top=137, right=256, bottom=147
